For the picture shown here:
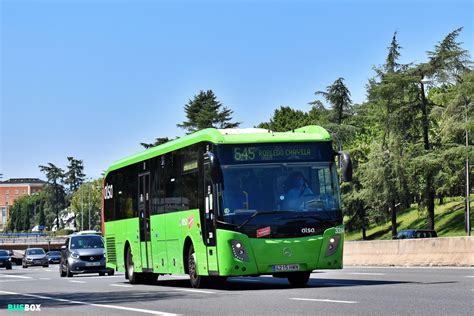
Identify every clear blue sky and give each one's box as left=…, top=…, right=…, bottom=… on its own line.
left=1, top=0, right=472, bottom=180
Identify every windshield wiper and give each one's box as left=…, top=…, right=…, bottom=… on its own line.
left=237, top=211, right=291, bottom=229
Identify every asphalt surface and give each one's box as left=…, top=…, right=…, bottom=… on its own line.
left=0, top=264, right=472, bottom=315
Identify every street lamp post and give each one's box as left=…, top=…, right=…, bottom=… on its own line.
left=88, top=185, right=91, bottom=230
left=81, top=188, right=84, bottom=231
left=465, top=97, right=471, bottom=236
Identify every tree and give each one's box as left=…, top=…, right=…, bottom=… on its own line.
left=70, top=179, right=103, bottom=231
left=177, top=90, right=240, bottom=133
left=315, top=77, right=352, bottom=125
left=412, top=28, right=472, bottom=229
left=140, top=137, right=170, bottom=149
left=257, top=106, right=310, bottom=131
left=362, top=31, right=416, bottom=237
left=65, top=157, right=85, bottom=194
left=39, top=163, right=66, bottom=230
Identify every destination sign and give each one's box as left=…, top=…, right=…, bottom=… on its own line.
left=217, top=142, right=333, bottom=164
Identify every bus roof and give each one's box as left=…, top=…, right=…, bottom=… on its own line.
left=106, top=125, right=331, bottom=174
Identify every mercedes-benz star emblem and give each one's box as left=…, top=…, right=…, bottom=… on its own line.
left=283, top=247, right=292, bottom=257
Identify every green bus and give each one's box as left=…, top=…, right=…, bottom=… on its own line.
left=102, top=125, right=352, bottom=287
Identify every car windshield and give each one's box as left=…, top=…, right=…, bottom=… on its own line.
left=47, top=251, right=61, bottom=256
left=0, top=250, right=8, bottom=256
left=70, top=236, right=104, bottom=249
left=219, top=162, right=341, bottom=225
left=27, top=249, right=45, bottom=255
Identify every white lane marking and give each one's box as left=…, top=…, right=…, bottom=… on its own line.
left=44, top=269, right=52, bottom=272
left=69, top=280, right=86, bottom=284
left=110, top=284, right=133, bottom=288
left=39, top=278, right=51, bottom=280
left=172, top=288, right=215, bottom=294
left=0, top=290, right=178, bottom=316
left=347, top=272, right=385, bottom=276
left=0, top=280, right=34, bottom=283
left=81, top=275, right=124, bottom=279
left=0, top=275, right=32, bottom=279
left=290, top=298, right=357, bottom=304
left=465, top=276, right=474, bottom=278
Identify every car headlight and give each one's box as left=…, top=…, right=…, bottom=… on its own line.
left=71, top=252, right=80, bottom=259
left=230, top=240, right=249, bottom=262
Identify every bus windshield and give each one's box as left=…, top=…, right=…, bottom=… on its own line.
left=219, top=162, right=341, bottom=226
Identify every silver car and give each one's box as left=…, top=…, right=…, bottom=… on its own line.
left=59, top=234, right=114, bottom=277
left=22, top=248, right=49, bottom=268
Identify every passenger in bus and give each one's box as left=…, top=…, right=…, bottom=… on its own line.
left=282, top=172, right=314, bottom=210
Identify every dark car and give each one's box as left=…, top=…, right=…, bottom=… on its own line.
left=22, top=248, right=49, bottom=268
left=393, top=229, right=438, bottom=239
left=0, top=249, right=12, bottom=270
left=59, top=234, right=114, bottom=277
left=46, top=251, right=61, bottom=264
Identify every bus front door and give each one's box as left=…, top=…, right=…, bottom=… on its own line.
left=203, top=162, right=219, bottom=274
left=138, top=172, right=152, bottom=272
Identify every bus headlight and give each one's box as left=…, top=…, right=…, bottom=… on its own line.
left=325, top=235, right=340, bottom=257
left=230, top=240, right=249, bottom=262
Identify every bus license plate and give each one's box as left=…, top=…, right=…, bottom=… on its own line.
left=272, top=264, right=300, bottom=272
left=85, top=262, right=101, bottom=266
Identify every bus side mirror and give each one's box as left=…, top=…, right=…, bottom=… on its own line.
left=205, top=152, right=224, bottom=185
left=338, top=151, right=353, bottom=182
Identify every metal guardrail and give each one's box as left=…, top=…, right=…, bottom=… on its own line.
left=0, top=237, right=66, bottom=244
left=0, top=233, right=47, bottom=238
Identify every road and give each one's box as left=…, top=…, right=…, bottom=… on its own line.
left=0, top=265, right=472, bottom=315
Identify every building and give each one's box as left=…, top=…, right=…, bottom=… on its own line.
left=0, top=178, right=46, bottom=230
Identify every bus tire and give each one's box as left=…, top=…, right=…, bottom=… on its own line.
left=188, top=244, right=208, bottom=288
left=126, top=246, right=142, bottom=284
left=143, top=273, right=159, bottom=284
left=287, top=271, right=311, bottom=287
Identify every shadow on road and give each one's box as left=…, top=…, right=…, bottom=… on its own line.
left=148, top=276, right=425, bottom=291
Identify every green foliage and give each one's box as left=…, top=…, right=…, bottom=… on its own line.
left=345, top=196, right=474, bottom=240
left=64, top=157, right=85, bottom=194
left=257, top=106, right=311, bottom=131
left=314, top=77, right=352, bottom=125
left=6, top=192, right=47, bottom=232
left=70, top=179, right=103, bottom=231
left=140, top=137, right=170, bottom=149
left=177, top=90, right=240, bottom=133
left=39, top=162, right=66, bottom=229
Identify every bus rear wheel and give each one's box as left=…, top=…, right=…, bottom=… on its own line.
left=188, top=245, right=208, bottom=288
left=126, top=246, right=142, bottom=284
left=287, top=271, right=311, bottom=287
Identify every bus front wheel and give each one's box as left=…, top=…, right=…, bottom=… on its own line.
left=188, top=245, right=208, bottom=288
left=287, top=271, right=311, bottom=287
left=126, top=246, right=142, bottom=284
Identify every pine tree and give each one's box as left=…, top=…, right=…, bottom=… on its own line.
left=39, top=163, right=66, bottom=230
left=315, top=77, right=352, bottom=125
left=177, top=90, right=240, bottom=133
left=65, top=157, right=85, bottom=194
left=140, top=137, right=170, bottom=149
